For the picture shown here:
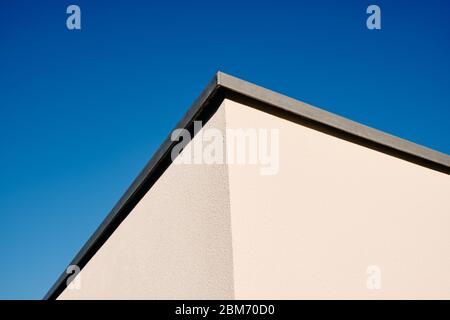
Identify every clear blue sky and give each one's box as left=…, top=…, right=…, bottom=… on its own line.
left=0, top=0, right=449, bottom=299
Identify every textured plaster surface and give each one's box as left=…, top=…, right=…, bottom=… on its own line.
left=59, top=98, right=450, bottom=299
left=59, top=103, right=233, bottom=299
left=224, top=99, right=450, bottom=299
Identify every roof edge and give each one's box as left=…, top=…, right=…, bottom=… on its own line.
left=44, top=71, right=450, bottom=299
left=43, top=72, right=222, bottom=300
left=217, top=71, right=450, bottom=168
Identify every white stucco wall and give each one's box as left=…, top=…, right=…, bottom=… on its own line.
left=224, top=99, right=450, bottom=299
left=59, top=104, right=233, bottom=299
left=59, top=98, right=450, bottom=299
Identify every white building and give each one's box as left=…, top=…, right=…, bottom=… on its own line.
left=47, top=72, right=450, bottom=299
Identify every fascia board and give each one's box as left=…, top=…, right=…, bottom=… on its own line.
left=44, top=71, right=450, bottom=299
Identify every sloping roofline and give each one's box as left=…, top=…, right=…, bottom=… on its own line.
left=45, top=71, right=450, bottom=299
